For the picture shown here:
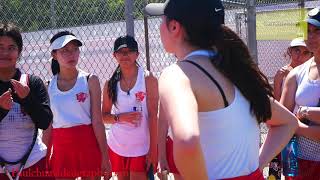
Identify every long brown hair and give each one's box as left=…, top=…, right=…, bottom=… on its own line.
left=167, top=16, right=273, bottom=123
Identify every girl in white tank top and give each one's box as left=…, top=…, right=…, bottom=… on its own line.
left=145, top=1, right=298, bottom=179
left=45, top=31, right=111, bottom=179
left=280, top=8, right=320, bottom=178
left=102, top=35, right=158, bottom=180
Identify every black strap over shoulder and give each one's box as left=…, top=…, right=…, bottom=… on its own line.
left=86, top=73, right=91, bottom=81
left=183, top=60, right=229, bottom=107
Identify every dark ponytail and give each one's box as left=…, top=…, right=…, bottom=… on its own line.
left=170, top=13, right=273, bottom=123
left=51, top=58, right=60, bottom=75
left=108, top=65, right=121, bottom=106
left=214, top=25, right=273, bottom=123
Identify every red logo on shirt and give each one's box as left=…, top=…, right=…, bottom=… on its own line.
left=135, top=91, right=146, bottom=102
left=76, top=92, right=88, bottom=103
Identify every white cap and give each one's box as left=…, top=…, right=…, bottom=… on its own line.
left=50, top=34, right=82, bottom=50
left=290, top=37, right=306, bottom=47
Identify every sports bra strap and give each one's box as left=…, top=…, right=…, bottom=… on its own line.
left=183, top=60, right=229, bottom=107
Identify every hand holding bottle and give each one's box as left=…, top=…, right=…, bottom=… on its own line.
left=116, top=111, right=142, bottom=126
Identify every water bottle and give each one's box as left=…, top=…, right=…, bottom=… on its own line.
left=281, top=136, right=298, bottom=176
left=133, top=99, right=143, bottom=127
left=133, top=100, right=143, bottom=112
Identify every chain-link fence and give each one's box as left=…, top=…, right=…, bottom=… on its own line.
left=256, top=0, right=319, bottom=83
left=1, top=0, right=140, bottom=84
left=2, top=0, right=318, bottom=84
left=2, top=0, right=320, bottom=179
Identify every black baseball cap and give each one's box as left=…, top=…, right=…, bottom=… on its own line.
left=307, top=7, right=320, bottom=28
left=144, top=0, right=225, bottom=26
left=114, top=35, right=138, bottom=52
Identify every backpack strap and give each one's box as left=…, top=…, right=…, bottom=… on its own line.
left=86, top=73, right=91, bottom=81
left=183, top=60, right=229, bottom=107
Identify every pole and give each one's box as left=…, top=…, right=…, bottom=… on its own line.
left=125, top=0, right=135, bottom=37
left=247, top=0, right=258, bottom=64
left=50, top=0, right=56, bottom=28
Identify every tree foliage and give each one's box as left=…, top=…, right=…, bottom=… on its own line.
left=0, top=0, right=146, bottom=32
left=0, top=0, right=308, bottom=32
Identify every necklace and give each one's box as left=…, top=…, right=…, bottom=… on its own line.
left=122, top=77, right=135, bottom=95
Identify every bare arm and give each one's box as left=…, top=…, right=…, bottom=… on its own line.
left=101, top=80, right=141, bottom=125
left=42, top=123, right=52, bottom=147
left=301, top=107, right=320, bottom=124
left=101, top=80, right=117, bottom=124
left=159, top=65, right=208, bottom=180
left=273, top=69, right=285, bottom=101
left=296, top=107, right=320, bottom=141
left=281, top=70, right=320, bottom=141
left=259, top=98, right=298, bottom=169
left=88, top=75, right=111, bottom=173
left=145, top=73, right=159, bottom=169
left=158, top=102, right=169, bottom=170
left=280, top=70, right=297, bottom=112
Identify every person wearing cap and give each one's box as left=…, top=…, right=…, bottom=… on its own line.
left=0, top=22, right=54, bottom=180
left=269, top=37, right=312, bottom=180
left=145, top=0, right=298, bottom=179
left=102, top=35, right=158, bottom=180
left=274, top=38, right=312, bottom=101
left=273, top=38, right=312, bottom=101
left=280, top=7, right=320, bottom=179
left=45, top=31, right=111, bottom=179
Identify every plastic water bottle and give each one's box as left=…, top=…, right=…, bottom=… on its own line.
left=133, top=100, right=142, bottom=127
left=281, top=136, right=298, bottom=176
left=133, top=100, right=143, bottom=112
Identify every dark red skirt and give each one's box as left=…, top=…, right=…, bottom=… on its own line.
left=285, top=158, right=320, bottom=180
left=49, top=125, right=101, bottom=178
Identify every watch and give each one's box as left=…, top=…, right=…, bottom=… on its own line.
left=114, top=114, right=119, bottom=122
left=300, top=106, right=309, bottom=119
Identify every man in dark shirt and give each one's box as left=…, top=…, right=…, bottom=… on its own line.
left=0, top=69, right=52, bottom=128
left=0, top=22, right=54, bottom=179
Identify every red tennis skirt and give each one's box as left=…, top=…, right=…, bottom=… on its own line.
left=49, top=125, right=101, bottom=178
left=285, top=158, right=320, bottom=180
left=108, top=146, right=146, bottom=173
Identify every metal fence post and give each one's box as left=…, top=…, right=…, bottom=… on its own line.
left=143, top=9, right=151, bottom=71
left=299, top=0, right=305, bottom=9
left=50, top=0, right=56, bottom=28
left=246, top=0, right=258, bottom=64
left=125, top=0, right=135, bottom=37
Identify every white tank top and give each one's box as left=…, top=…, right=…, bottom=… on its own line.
left=0, top=103, right=46, bottom=173
left=107, top=67, right=150, bottom=157
left=293, top=58, right=320, bottom=161
left=48, top=70, right=92, bottom=128
left=199, top=87, right=260, bottom=179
